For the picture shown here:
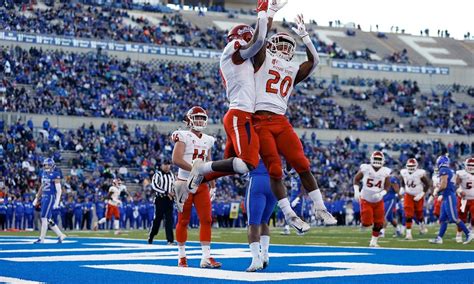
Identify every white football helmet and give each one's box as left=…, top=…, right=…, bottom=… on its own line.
left=267, top=32, right=296, bottom=61
left=465, top=157, right=474, bottom=174
left=370, top=151, right=385, bottom=168
left=185, top=106, right=208, bottom=132
left=406, top=158, right=418, bottom=174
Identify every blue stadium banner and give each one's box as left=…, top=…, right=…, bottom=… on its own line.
left=331, top=60, right=449, bottom=75
left=0, top=31, right=222, bottom=59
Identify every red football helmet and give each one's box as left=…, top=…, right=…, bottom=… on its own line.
left=465, top=157, right=474, bottom=174
left=185, top=106, right=208, bottom=132
left=406, top=158, right=418, bottom=174
left=227, top=24, right=254, bottom=43
left=370, top=151, right=385, bottom=168
left=268, top=32, right=296, bottom=61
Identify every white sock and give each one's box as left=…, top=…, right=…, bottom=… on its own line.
left=249, top=242, right=260, bottom=261
left=371, top=236, right=378, bottom=243
left=201, top=245, right=211, bottom=259
left=98, top=217, right=106, bottom=225
left=114, top=220, right=120, bottom=230
left=406, top=229, right=412, bottom=235
left=260, top=235, right=270, bottom=257
left=199, top=162, right=213, bottom=175
left=40, top=218, right=48, bottom=240
left=309, top=189, right=325, bottom=209
left=278, top=198, right=296, bottom=218
left=456, top=231, right=462, bottom=237
left=178, top=245, right=186, bottom=258
left=51, top=225, right=63, bottom=237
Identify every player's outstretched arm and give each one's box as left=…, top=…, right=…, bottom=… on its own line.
left=233, top=0, right=269, bottom=64
left=293, top=14, right=320, bottom=85
left=253, top=0, right=288, bottom=70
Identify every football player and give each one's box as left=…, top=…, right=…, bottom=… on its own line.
left=455, top=157, right=474, bottom=243
left=33, top=158, right=66, bottom=243
left=400, top=158, right=430, bottom=240
left=172, top=106, right=221, bottom=269
left=93, top=178, right=124, bottom=235
left=429, top=156, right=473, bottom=244
left=245, top=160, right=277, bottom=272
left=380, top=174, right=401, bottom=238
left=250, top=13, right=336, bottom=227
left=353, top=151, right=391, bottom=247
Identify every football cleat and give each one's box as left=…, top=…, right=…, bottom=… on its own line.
left=167, top=241, right=177, bottom=246
left=186, top=159, right=204, bottom=193
left=147, top=237, right=153, bottom=244
left=280, top=227, right=290, bottom=235
left=114, top=230, right=121, bottom=235
left=33, top=239, right=44, bottom=244
left=246, top=258, right=263, bottom=272
left=200, top=257, right=222, bottom=269
left=57, top=234, right=66, bottom=244
left=286, top=216, right=310, bottom=233
left=296, top=231, right=306, bottom=236
left=419, top=226, right=428, bottom=235
left=369, top=241, right=379, bottom=247
left=463, top=233, right=474, bottom=245
left=405, top=232, right=413, bottom=240
left=314, top=209, right=337, bottom=225
left=429, top=237, right=443, bottom=244
left=178, top=257, right=188, bottom=267
left=93, top=222, right=98, bottom=231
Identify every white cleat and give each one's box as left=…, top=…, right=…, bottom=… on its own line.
left=314, top=209, right=337, bottom=225
left=405, top=233, right=413, bottom=240
left=200, top=257, right=222, bottom=269
left=186, top=159, right=204, bottom=193
left=463, top=233, right=474, bottom=245
left=455, top=233, right=463, bottom=244
left=369, top=241, right=380, bottom=247
left=429, top=237, right=443, bottom=244
left=280, top=229, right=290, bottom=235
left=246, top=258, right=263, bottom=272
left=57, top=234, right=66, bottom=244
left=33, top=239, right=44, bottom=244
left=287, top=216, right=310, bottom=233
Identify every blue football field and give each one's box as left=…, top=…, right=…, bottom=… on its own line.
left=0, top=236, right=473, bottom=284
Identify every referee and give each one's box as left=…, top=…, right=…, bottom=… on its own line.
left=148, top=160, right=176, bottom=245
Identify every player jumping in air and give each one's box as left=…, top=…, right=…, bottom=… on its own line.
left=172, top=106, right=221, bottom=268
left=33, top=158, right=66, bottom=244
left=429, top=155, right=473, bottom=245
left=251, top=13, right=336, bottom=226
left=400, top=158, right=430, bottom=240
left=353, top=151, right=392, bottom=247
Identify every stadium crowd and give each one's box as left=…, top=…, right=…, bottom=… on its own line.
left=1, top=46, right=472, bottom=134
left=1, top=118, right=473, bottom=231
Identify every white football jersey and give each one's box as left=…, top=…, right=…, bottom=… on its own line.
left=108, top=186, right=121, bottom=206
left=359, top=164, right=391, bottom=203
left=432, top=174, right=440, bottom=190
left=219, top=39, right=256, bottom=113
left=172, top=130, right=215, bottom=180
left=254, top=51, right=300, bottom=115
left=400, top=169, right=426, bottom=196
left=456, top=170, right=474, bottom=200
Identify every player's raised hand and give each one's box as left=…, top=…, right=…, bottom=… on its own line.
left=291, top=14, right=309, bottom=38
left=268, top=0, right=288, bottom=16
left=256, top=0, right=269, bottom=13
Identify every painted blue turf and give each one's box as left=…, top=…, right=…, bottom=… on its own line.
left=0, top=236, right=473, bottom=284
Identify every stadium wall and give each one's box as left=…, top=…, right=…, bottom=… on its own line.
left=2, top=112, right=471, bottom=144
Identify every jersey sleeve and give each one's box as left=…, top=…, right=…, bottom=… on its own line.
left=171, top=130, right=186, bottom=144
left=222, top=39, right=246, bottom=60
left=359, top=164, right=368, bottom=173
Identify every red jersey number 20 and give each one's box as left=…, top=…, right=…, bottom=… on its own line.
left=265, top=70, right=293, bottom=97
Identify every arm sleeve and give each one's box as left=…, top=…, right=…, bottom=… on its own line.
left=301, top=36, right=320, bottom=78
left=239, top=11, right=268, bottom=60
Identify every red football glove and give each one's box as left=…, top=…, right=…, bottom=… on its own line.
left=256, top=0, right=268, bottom=12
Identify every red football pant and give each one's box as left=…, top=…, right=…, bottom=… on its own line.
left=105, top=204, right=120, bottom=220
left=457, top=199, right=474, bottom=232
left=253, top=114, right=310, bottom=179
left=176, top=184, right=212, bottom=243
left=361, top=199, right=384, bottom=236
left=404, top=193, right=424, bottom=229
left=204, top=109, right=260, bottom=181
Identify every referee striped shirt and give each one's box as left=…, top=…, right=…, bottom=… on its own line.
left=152, top=169, right=175, bottom=195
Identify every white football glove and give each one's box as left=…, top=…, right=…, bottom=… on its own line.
left=291, top=197, right=300, bottom=208
left=32, top=197, right=39, bottom=207
left=374, top=190, right=387, bottom=200
left=291, top=14, right=309, bottom=39
left=53, top=201, right=60, bottom=209
left=268, top=0, right=288, bottom=17
left=353, top=185, right=360, bottom=200
left=437, top=195, right=443, bottom=202
left=210, top=187, right=216, bottom=202
left=413, top=192, right=425, bottom=202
